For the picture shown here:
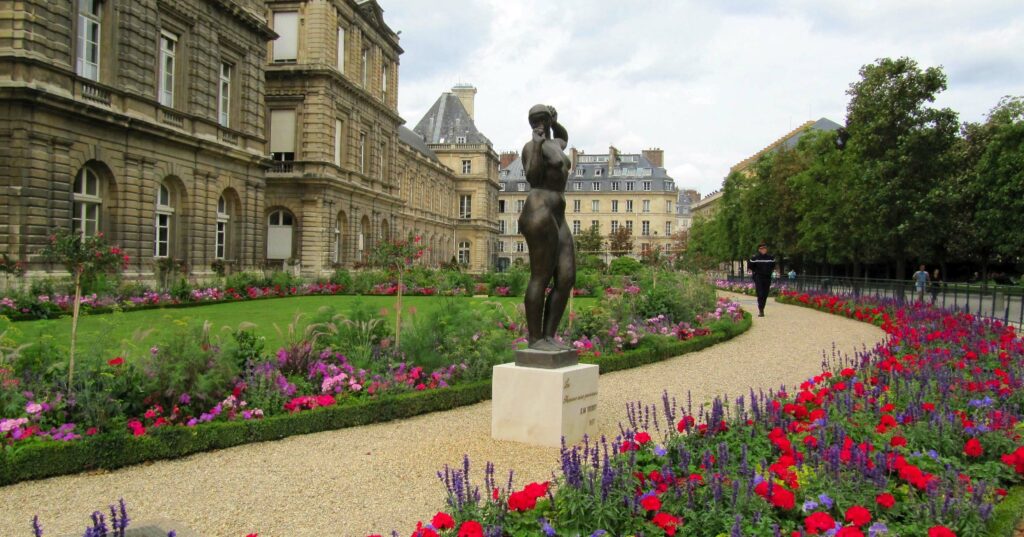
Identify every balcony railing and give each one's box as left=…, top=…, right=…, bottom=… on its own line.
left=160, top=108, right=185, bottom=128
left=80, top=81, right=111, bottom=105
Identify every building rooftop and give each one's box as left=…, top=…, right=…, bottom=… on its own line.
left=412, top=93, right=492, bottom=146
left=730, top=117, right=842, bottom=173
left=499, top=151, right=677, bottom=193
left=398, top=126, right=440, bottom=163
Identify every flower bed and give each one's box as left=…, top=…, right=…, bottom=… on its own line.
left=398, top=292, right=1023, bottom=536
left=0, top=278, right=749, bottom=485
left=715, top=279, right=792, bottom=296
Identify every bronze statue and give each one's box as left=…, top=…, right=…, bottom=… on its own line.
left=519, top=104, right=575, bottom=352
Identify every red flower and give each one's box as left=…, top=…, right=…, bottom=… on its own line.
left=836, top=528, right=865, bottom=537
left=246, top=534, right=258, bottom=537
left=410, top=522, right=439, bottom=537
left=928, top=527, right=957, bottom=537
left=769, top=487, right=795, bottom=510
left=845, top=505, right=871, bottom=527
left=963, top=438, right=983, bottom=458
left=651, top=512, right=681, bottom=536
left=890, top=436, right=907, bottom=447
left=640, top=495, right=661, bottom=511
left=676, top=415, right=695, bottom=432
left=127, top=419, right=146, bottom=437
left=875, top=493, right=895, bottom=509
left=430, top=512, right=454, bottom=530
left=107, top=357, right=125, bottom=366
left=635, top=431, right=652, bottom=444
left=804, top=512, right=836, bottom=534
left=457, top=521, right=483, bottom=537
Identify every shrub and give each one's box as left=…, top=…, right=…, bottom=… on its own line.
left=329, top=268, right=353, bottom=287
left=139, top=321, right=239, bottom=410
left=224, top=271, right=267, bottom=291
left=609, top=256, right=643, bottom=276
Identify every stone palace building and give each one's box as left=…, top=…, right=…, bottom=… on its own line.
left=0, top=0, right=498, bottom=279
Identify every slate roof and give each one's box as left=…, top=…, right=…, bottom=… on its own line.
left=398, top=125, right=440, bottom=163
left=731, top=117, right=842, bottom=173
left=499, top=153, right=677, bottom=194
left=412, top=93, right=492, bottom=146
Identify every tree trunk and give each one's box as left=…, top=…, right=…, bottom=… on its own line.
left=69, top=272, right=82, bottom=389
left=395, top=271, right=403, bottom=349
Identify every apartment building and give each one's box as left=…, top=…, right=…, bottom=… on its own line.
left=497, top=147, right=679, bottom=266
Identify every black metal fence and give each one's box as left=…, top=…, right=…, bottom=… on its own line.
left=722, top=274, right=1024, bottom=327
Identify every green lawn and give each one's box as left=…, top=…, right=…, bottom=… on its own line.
left=2, top=295, right=599, bottom=353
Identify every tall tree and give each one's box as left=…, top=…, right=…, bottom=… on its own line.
left=607, top=227, right=634, bottom=257
left=844, top=57, right=959, bottom=277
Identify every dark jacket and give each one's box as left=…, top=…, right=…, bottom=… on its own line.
left=747, top=252, right=776, bottom=279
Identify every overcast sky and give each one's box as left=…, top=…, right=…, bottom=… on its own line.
left=378, top=0, right=1023, bottom=195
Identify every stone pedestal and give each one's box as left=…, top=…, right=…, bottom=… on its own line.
left=491, top=362, right=599, bottom=447
left=514, top=347, right=579, bottom=369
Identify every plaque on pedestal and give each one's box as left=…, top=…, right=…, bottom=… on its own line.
left=491, top=362, right=599, bottom=447
left=514, top=347, right=579, bottom=369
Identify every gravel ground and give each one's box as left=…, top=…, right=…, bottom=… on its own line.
left=0, top=293, right=883, bottom=537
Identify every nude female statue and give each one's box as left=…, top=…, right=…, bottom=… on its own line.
left=519, top=104, right=576, bottom=351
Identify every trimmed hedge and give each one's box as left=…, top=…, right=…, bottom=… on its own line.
left=0, top=314, right=752, bottom=486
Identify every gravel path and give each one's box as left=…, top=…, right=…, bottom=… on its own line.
left=0, top=293, right=883, bottom=537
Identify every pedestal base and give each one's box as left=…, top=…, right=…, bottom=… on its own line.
left=514, top=347, right=579, bottom=369
left=491, top=362, right=599, bottom=447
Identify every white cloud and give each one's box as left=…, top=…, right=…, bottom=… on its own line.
left=382, top=0, right=1024, bottom=195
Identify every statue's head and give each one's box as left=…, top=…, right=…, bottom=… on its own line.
left=528, top=104, right=552, bottom=128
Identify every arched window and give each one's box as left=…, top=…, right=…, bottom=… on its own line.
left=458, top=241, right=470, bottom=266
left=215, top=195, right=230, bottom=259
left=155, top=183, right=174, bottom=257
left=73, top=167, right=102, bottom=237
left=334, top=210, right=347, bottom=264
left=267, top=209, right=294, bottom=260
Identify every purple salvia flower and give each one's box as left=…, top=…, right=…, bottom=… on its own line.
left=32, top=515, right=43, bottom=537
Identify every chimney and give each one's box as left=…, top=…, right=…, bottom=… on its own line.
left=608, top=145, right=619, bottom=176
left=499, top=151, right=519, bottom=170
left=569, top=147, right=579, bottom=169
left=452, top=84, right=477, bottom=120
left=642, top=148, right=664, bottom=168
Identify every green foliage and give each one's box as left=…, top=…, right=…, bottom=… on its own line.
left=576, top=254, right=606, bottom=273
left=608, top=256, right=642, bottom=276
left=329, top=268, right=353, bottom=287
left=139, top=320, right=240, bottom=409
left=41, top=230, right=127, bottom=279
left=351, top=270, right=388, bottom=294
left=574, top=270, right=601, bottom=294
left=573, top=226, right=604, bottom=255
left=227, top=328, right=267, bottom=369
left=169, top=278, right=192, bottom=301
left=269, top=270, right=301, bottom=289
left=399, top=299, right=515, bottom=376
left=312, top=302, right=390, bottom=368
left=607, top=227, right=634, bottom=257
left=224, top=271, right=267, bottom=291
left=485, top=267, right=529, bottom=295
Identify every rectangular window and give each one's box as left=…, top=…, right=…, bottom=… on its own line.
left=611, top=181, right=620, bottom=191
left=595, top=168, right=603, bottom=176
left=159, top=31, right=177, bottom=107
left=591, top=200, right=599, bottom=212
left=643, top=181, right=652, bottom=191
left=459, top=195, right=472, bottom=219
left=73, top=201, right=100, bottom=236
left=497, top=240, right=505, bottom=253
left=218, top=62, right=232, bottom=127
left=626, top=200, right=634, bottom=213
left=381, top=62, right=388, bottom=100
left=515, top=200, right=525, bottom=213
left=573, top=200, right=581, bottom=213
left=642, top=200, right=650, bottom=213
left=77, top=0, right=101, bottom=81
left=216, top=221, right=227, bottom=259
left=456, top=135, right=467, bottom=143
left=515, top=241, right=525, bottom=253
left=269, top=109, right=296, bottom=161
left=591, top=220, right=599, bottom=231
left=574, top=181, right=583, bottom=190
left=498, top=220, right=506, bottom=233
left=572, top=220, right=581, bottom=235
left=642, top=221, right=650, bottom=236
left=462, top=159, right=472, bottom=174
left=611, top=200, right=619, bottom=213
left=361, top=47, right=369, bottom=86
left=359, top=133, right=367, bottom=173
left=666, top=200, right=673, bottom=213
left=334, top=119, right=343, bottom=166
left=499, top=182, right=506, bottom=191
left=512, top=220, right=519, bottom=234
left=664, top=180, right=673, bottom=190
left=517, top=183, right=525, bottom=192
left=273, top=12, right=299, bottom=62
left=498, top=200, right=506, bottom=213
left=625, top=221, right=634, bottom=232
left=378, top=142, right=385, bottom=179
left=592, top=182, right=600, bottom=191
left=337, top=26, right=346, bottom=72
left=665, top=221, right=673, bottom=236
left=155, top=213, right=170, bottom=257
left=611, top=221, right=619, bottom=233
left=575, top=168, right=583, bottom=176
left=626, top=182, right=635, bottom=191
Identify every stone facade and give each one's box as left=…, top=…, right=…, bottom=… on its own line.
left=1, top=0, right=499, bottom=280
left=498, top=147, right=679, bottom=266
left=0, top=0, right=274, bottom=278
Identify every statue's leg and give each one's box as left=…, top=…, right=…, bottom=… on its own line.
left=542, top=222, right=577, bottom=339
left=522, top=213, right=558, bottom=345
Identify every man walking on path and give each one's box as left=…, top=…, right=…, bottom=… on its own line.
left=748, top=242, right=776, bottom=317
left=912, top=265, right=930, bottom=302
